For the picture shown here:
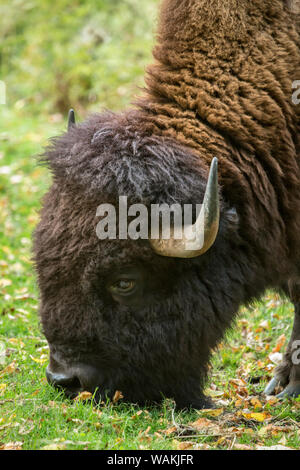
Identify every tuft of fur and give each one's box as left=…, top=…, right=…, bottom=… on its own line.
left=34, top=1, right=300, bottom=407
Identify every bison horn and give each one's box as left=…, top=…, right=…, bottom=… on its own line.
left=68, top=108, right=76, bottom=130
left=150, top=157, right=220, bottom=258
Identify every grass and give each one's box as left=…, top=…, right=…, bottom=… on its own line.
left=0, top=0, right=300, bottom=451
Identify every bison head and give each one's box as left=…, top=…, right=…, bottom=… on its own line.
left=34, top=110, right=243, bottom=409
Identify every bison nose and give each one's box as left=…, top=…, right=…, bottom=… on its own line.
left=46, top=367, right=82, bottom=392
left=46, top=364, right=101, bottom=396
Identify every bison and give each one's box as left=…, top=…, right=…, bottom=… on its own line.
left=34, top=0, right=300, bottom=409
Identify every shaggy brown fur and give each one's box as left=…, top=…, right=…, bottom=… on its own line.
left=139, top=0, right=300, bottom=266
left=34, top=0, right=300, bottom=407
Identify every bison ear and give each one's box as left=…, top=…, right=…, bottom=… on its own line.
left=68, top=108, right=76, bottom=130
left=285, top=0, right=300, bottom=13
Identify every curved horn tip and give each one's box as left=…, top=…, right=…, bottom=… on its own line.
left=210, top=157, right=218, bottom=174
left=68, top=108, right=76, bottom=130
left=150, top=156, right=220, bottom=259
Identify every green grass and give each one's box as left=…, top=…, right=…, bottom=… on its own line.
left=0, top=0, right=300, bottom=451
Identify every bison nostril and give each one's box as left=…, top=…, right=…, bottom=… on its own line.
left=46, top=367, right=82, bottom=392
left=46, top=363, right=102, bottom=398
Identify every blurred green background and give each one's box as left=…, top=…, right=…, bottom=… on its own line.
left=0, top=0, right=158, bottom=306
left=1, top=0, right=158, bottom=115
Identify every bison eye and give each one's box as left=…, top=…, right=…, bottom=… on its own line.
left=109, top=279, right=137, bottom=296
left=106, top=267, right=144, bottom=304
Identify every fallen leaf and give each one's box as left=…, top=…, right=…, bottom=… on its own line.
left=40, top=443, right=66, bottom=450
left=206, top=390, right=225, bottom=398
left=250, top=397, right=263, bottom=409
left=30, top=354, right=48, bottom=365
left=0, top=441, right=23, bottom=450
left=265, top=396, right=279, bottom=405
left=190, top=417, right=216, bottom=430
left=144, top=426, right=151, bottom=435
left=268, top=352, right=283, bottom=365
left=112, top=390, right=124, bottom=403
left=242, top=411, right=271, bottom=422
left=256, top=445, right=293, bottom=451
left=163, top=426, right=177, bottom=435
left=8, top=338, right=25, bottom=348
left=19, top=424, right=35, bottom=435
left=197, top=408, right=224, bottom=418
left=0, top=361, right=19, bottom=378
left=259, top=320, right=270, bottom=330
left=74, top=391, right=92, bottom=401
left=272, top=334, right=286, bottom=353
left=234, top=443, right=253, bottom=450
left=177, top=441, right=194, bottom=450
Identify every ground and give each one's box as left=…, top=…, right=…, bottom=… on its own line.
left=0, top=0, right=299, bottom=451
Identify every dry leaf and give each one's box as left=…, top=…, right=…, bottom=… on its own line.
left=256, top=445, right=293, bottom=451
left=206, top=390, right=224, bottom=398
left=235, top=398, right=244, bottom=408
left=0, top=361, right=19, bottom=378
left=259, top=320, right=270, bottom=330
left=8, top=338, right=24, bottom=348
left=234, top=443, right=253, bottom=450
left=242, top=411, right=271, bottom=422
left=190, top=417, right=215, bottom=430
left=40, top=443, right=66, bottom=450
left=0, top=441, right=23, bottom=450
left=163, top=426, right=177, bottom=435
left=250, top=397, right=263, bottom=409
left=198, top=408, right=224, bottom=418
left=268, top=352, right=283, bottom=365
left=272, top=334, right=286, bottom=353
left=177, top=441, right=194, bottom=450
left=112, top=390, right=124, bottom=403
left=265, top=396, right=279, bottom=405
left=74, top=391, right=92, bottom=401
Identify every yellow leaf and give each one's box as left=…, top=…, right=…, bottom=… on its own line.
left=30, top=355, right=48, bottom=364
left=8, top=338, right=25, bottom=348
left=198, top=408, right=224, bottom=417
left=242, top=411, right=271, bottom=422
left=206, top=390, right=224, bottom=398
